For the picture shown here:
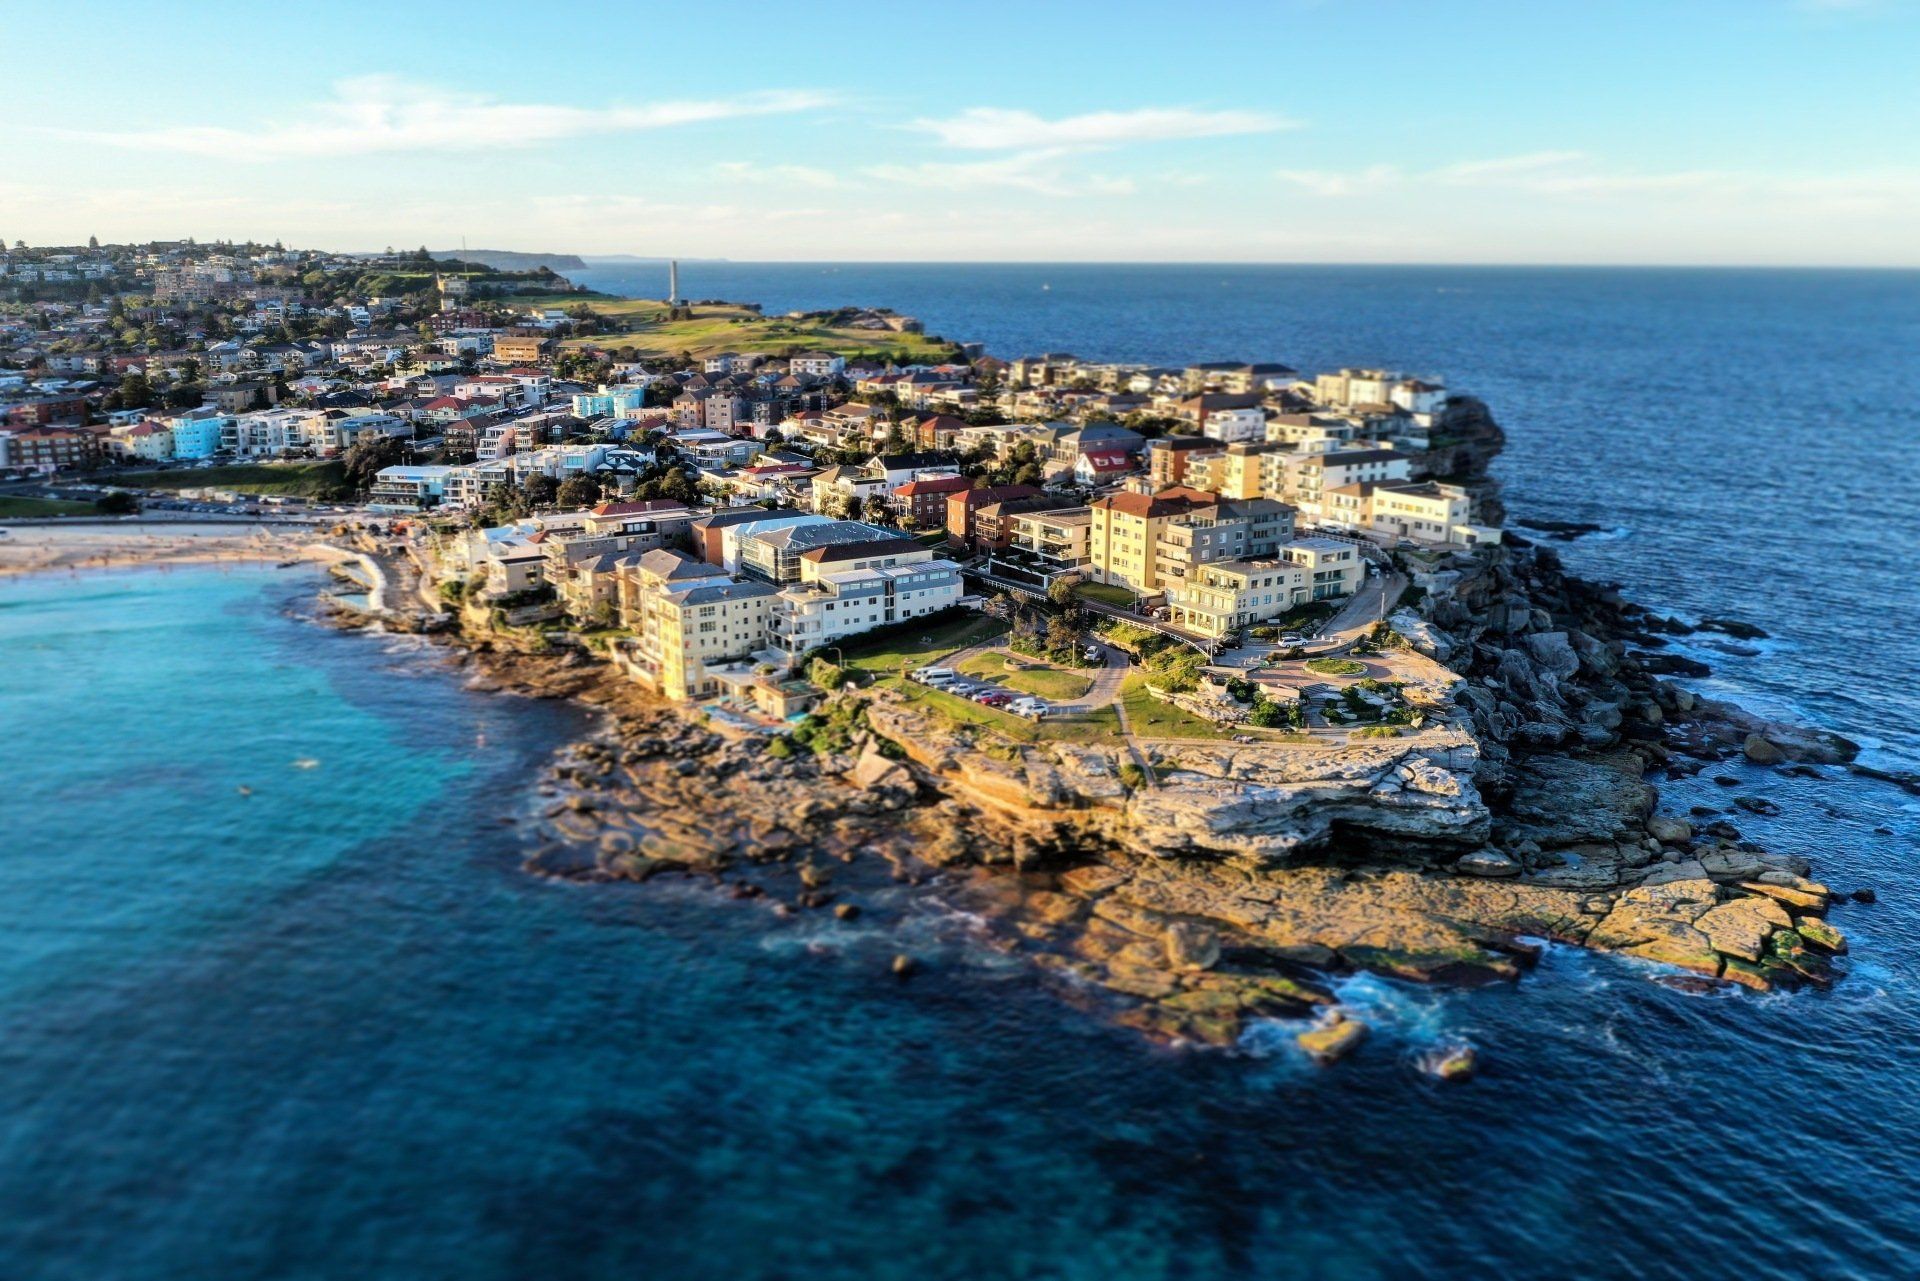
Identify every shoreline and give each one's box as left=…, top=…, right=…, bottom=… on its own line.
left=340, top=528, right=1868, bottom=1066
left=0, top=520, right=323, bottom=580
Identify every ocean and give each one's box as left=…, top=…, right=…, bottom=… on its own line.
left=4, top=267, right=1919, bottom=1279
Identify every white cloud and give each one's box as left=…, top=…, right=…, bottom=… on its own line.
left=867, top=149, right=1137, bottom=197
left=910, top=106, right=1292, bottom=151
left=1278, top=151, right=1920, bottom=215
left=1275, top=164, right=1403, bottom=197
left=64, top=77, right=831, bottom=159
left=1436, top=151, right=1588, bottom=182
left=714, top=161, right=843, bottom=189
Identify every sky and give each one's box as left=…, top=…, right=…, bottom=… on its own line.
left=2, top=0, right=1917, bottom=265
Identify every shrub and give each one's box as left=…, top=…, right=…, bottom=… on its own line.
left=1118, top=762, right=1147, bottom=791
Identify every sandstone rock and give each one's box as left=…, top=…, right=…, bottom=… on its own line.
left=1588, top=878, right=1723, bottom=972
left=890, top=953, right=920, bottom=978
left=1419, top=1042, right=1478, bottom=1082
left=1694, top=899, right=1782, bottom=963
left=1297, top=1015, right=1369, bottom=1065
left=1647, top=816, right=1693, bottom=844
left=1743, top=734, right=1786, bottom=765
left=1740, top=879, right=1826, bottom=911
left=1501, top=755, right=1654, bottom=848
left=850, top=745, right=912, bottom=791
left=1456, top=848, right=1520, bottom=878
left=1164, top=922, right=1222, bottom=972
left=1733, top=796, right=1782, bottom=817
left=1796, top=916, right=1848, bottom=954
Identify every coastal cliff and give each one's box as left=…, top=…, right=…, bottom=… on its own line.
left=377, top=398, right=1864, bottom=1062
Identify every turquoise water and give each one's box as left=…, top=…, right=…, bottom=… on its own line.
left=5, top=560, right=1919, bottom=1280
left=6, top=267, right=1920, bottom=1277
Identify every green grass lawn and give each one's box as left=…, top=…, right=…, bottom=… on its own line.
left=540, top=298, right=961, bottom=362
left=1120, top=674, right=1236, bottom=740
left=116, top=462, right=347, bottom=497
left=1305, top=657, right=1367, bottom=676
left=958, top=650, right=1094, bottom=700
left=1074, top=582, right=1139, bottom=608
left=837, top=613, right=1007, bottom=676
left=885, top=678, right=1121, bottom=743
left=0, top=496, right=102, bottom=518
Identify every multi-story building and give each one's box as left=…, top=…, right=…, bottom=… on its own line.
left=1087, top=487, right=1296, bottom=597
left=490, top=332, right=550, bottom=363
left=5, top=426, right=105, bottom=472
left=1284, top=449, right=1413, bottom=520
left=111, top=421, right=174, bottom=462
left=738, top=520, right=902, bottom=584
left=166, top=410, right=229, bottom=459
left=788, top=352, right=845, bottom=378
left=1008, top=506, right=1094, bottom=573
left=889, top=474, right=972, bottom=529
left=1162, top=538, right=1366, bottom=639
left=1323, top=480, right=1500, bottom=547
left=1146, top=436, right=1227, bottom=489
left=615, top=549, right=779, bottom=701
left=771, top=541, right=963, bottom=656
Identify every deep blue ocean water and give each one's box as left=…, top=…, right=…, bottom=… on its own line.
left=4, top=267, right=1920, bottom=1279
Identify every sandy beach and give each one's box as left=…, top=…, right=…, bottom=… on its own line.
left=0, top=519, right=322, bottom=579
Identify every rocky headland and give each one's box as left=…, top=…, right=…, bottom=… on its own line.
left=346, top=395, right=1870, bottom=1068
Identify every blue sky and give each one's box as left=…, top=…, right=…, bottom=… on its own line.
left=2, top=0, right=1916, bottom=263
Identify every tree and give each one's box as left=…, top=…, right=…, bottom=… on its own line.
left=107, top=373, right=155, bottom=411
left=1048, top=574, right=1082, bottom=609
left=862, top=494, right=892, bottom=526
left=521, top=474, right=560, bottom=508
left=1045, top=613, right=1082, bottom=659
left=96, top=490, right=138, bottom=515
left=341, top=433, right=409, bottom=494
left=557, top=474, right=603, bottom=508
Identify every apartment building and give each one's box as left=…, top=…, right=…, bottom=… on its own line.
left=1008, top=506, right=1094, bottom=572
left=1163, top=538, right=1365, bottom=639
left=1087, top=487, right=1296, bottom=597
left=615, top=550, right=779, bottom=701
left=1323, top=480, right=1500, bottom=547
left=772, top=541, right=963, bottom=656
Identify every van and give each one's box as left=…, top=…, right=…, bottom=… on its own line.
left=911, top=666, right=956, bottom=684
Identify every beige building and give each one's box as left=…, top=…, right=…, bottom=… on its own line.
left=1009, top=506, right=1093, bottom=572
left=1324, top=480, right=1501, bottom=547
left=1164, top=537, right=1366, bottom=638
left=615, top=549, right=778, bottom=701
left=1087, top=487, right=1295, bottom=597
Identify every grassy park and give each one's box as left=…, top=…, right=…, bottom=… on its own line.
left=534, top=297, right=962, bottom=363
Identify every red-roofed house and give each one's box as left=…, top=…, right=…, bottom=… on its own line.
left=890, top=473, right=973, bottom=529
left=1072, top=450, right=1139, bottom=485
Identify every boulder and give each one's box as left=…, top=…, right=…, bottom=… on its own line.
left=1694, top=898, right=1784, bottom=963
left=1298, top=1015, right=1369, bottom=1065
left=1164, top=922, right=1222, bottom=972
left=1743, top=734, right=1786, bottom=765
left=1456, top=848, right=1520, bottom=878
left=1419, top=1042, right=1478, bottom=1082
left=1647, top=816, right=1693, bottom=844
left=1796, top=916, right=1848, bottom=954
